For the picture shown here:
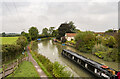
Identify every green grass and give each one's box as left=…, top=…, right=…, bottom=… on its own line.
left=30, top=50, right=52, bottom=77
left=9, top=61, right=39, bottom=77
left=0, top=37, right=18, bottom=44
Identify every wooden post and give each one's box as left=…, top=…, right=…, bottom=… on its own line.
left=17, top=59, right=19, bottom=68
left=2, top=64, right=5, bottom=78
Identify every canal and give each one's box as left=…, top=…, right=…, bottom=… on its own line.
left=34, top=40, right=118, bottom=77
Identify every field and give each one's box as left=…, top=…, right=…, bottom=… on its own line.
left=0, top=37, right=18, bottom=44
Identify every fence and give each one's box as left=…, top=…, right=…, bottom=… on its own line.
left=0, top=56, right=29, bottom=78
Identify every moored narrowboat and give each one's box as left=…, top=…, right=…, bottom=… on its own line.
left=61, top=49, right=118, bottom=79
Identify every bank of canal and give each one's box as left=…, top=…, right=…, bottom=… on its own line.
left=33, top=40, right=118, bottom=77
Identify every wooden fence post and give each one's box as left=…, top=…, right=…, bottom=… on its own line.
left=2, top=64, right=5, bottom=78
left=17, top=59, right=19, bottom=68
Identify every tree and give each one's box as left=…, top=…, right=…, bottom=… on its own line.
left=42, top=28, right=49, bottom=36
left=28, top=27, right=39, bottom=40
left=2, top=32, right=6, bottom=37
left=68, top=21, right=76, bottom=32
left=21, top=31, right=25, bottom=35
left=52, top=30, right=58, bottom=37
left=16, top=36, right=28, bottom=49
left=105, top=29, right=113, bottom=33
left=49, top=27, right=55, bottom=35
left=57, top=21, right=76, bottom=39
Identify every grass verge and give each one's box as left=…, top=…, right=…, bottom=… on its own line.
left=8, top=61, right=39, bottom=77
left=30, top=50, right=52, bottom=77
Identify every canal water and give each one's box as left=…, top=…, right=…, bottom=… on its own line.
left=34, top=40, right=118, bottom=77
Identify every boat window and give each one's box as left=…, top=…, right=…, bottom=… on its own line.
left=85, top=63, right=87, bottom=68
left=72, top=56, right=74, bottom=59
left=77, top=59, right=79, bottom=62
left=101, top=72, right=110, bottom=79
left=95, top=69, right=101, bottom=75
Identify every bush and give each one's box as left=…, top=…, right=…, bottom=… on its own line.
left=75, top=31, right=96, bottom=53
left=53, top=62, right=72, bottom=77
left=92, top=44, right=108, bottom=54
left=102, top=36, right=116, bottom=48
left=96, top=36, right=103, bottom=44
left=16, top=36, right=28, bottom=49
left=2, top=44, right=22, bottom=62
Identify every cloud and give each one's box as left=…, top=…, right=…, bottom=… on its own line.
left=1, top=0, right=118, bottom=33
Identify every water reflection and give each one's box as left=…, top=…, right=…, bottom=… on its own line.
left=36, top=40, right=118, bottom=77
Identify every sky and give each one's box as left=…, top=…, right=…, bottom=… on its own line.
left=0, top=0, right=119, bottom=33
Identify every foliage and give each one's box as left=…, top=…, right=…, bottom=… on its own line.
left=49, top=27, right=55, bottom=35
left=57, top=21, right=76, bottom=39
left=30, top=51, right=52, bottom=77
left=96, top=36, right=103, bottom=44
left=105, top=29, right=114, bottom=33
left=61, top=36, right=67, bottom=43
left=42, top=28, right=49, bottom=36
left=92, top=44, right=108, bottom=54
left=21, top=32, right=31, bottom=42
left=2, top=32, right=6, bottom=37
left=29, top=27, right=39, bottom=40
left=52, top=30, right=58, bottom=37
left=75, top=31, right=96, bottom=53
left=10, top=61, right=39, bottom=77
left=0, top=37, right=18, bottom=44
left=93, top=44, right=118, bottom=62
left=102, top=36, right=116, bottom=48
left=66, top=40, right=76, bottom=45
left=2, top=44, right=22, bottom=62
left=53, top=62, right=72, bottom=77
left=16, top=36, right=28, bottom=49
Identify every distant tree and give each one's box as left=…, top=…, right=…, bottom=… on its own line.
left=74, top=29, right=81, bottom=33
left=49, top=27, right=55, bottom=35
left=57, top=21, right=76, bottom=39
left=42, top=28, right=49, bottom=36
left=105, top=29, right=113, bottom=33
left=28, top=27, right=39, bottom=40
left=68, top=21, right=76, bottom=32
left=21, top=31, right=31, bottom=41
left=2, top=32, right=6, bottom=37
left=21, top=31, right=25, bottom=35
left=52, top=30, right=58, bottom=37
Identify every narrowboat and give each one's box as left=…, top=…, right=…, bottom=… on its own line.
left=61, top=49, right=118, bottom=79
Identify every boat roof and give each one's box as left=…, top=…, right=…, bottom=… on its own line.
left=63, top=49, right=116, bottom=72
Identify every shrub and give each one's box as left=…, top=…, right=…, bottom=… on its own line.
left=96, top=36, right=103, bottom=44
left=16, top=36, right=28, bottom=49
left=92, top=44, right=108, bottom=54
left=2, top=44, right=22, bottom=62
left=102, top=36, right=116, bottom=48
left=75, top=31, right=96, bottom=53
left=53, top=62, right=72, bottom=77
